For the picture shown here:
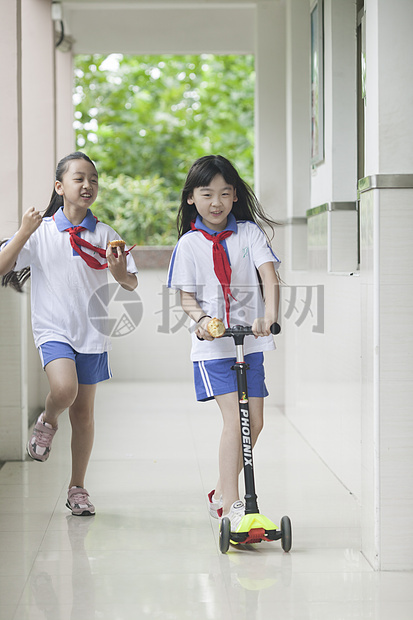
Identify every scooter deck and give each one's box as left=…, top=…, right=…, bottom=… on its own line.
left=230, top=512, right=282, bottom=545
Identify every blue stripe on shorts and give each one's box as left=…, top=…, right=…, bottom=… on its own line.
left=193, top=352, right=268, bottom=402
left=38, top=341, right=112, bottom=385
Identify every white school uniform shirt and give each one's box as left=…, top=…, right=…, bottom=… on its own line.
left=6, top=207, right=138, bottom=353
left=167, top=213, right=281, bottom=361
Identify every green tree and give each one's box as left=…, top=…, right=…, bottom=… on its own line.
left=74, top=54, right=255, bottom=244
left=94, top=174, right=178, bottom=246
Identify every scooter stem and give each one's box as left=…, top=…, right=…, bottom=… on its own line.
left=223, top=323, right=280, bottom=515
left=235, top=343, right=244, bottom=363
left=233, top=359, right=259, bottom=514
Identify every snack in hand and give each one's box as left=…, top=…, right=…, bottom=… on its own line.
left=108, top=239, right=125, bottom=255
left=207, top=318, right=226, bottom=338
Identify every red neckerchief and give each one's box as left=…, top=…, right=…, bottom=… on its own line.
left=65, top=225, right=109, bottom=270
left=190, top=220, right=236, bottom=326
left=55, top=215, right=135, bottom=270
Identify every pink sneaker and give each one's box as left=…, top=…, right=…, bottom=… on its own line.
left=66, top=487, right=95, bottom=516
left=27, top=413, right=57, bottom=462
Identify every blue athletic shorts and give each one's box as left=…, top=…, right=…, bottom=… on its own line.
left=193, top=352, right=269, bottom=402
left=38, top=341, right=112, bottom=385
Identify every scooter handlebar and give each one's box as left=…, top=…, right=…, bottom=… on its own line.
left=197, top=321, right=281, bottom=341
left=222, top=322, right=281, bottom=338
left=271, top=322, right=281, bottom=335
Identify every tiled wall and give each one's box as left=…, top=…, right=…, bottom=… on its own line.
left=283, top=183, right=413, bottom=571
left=283, top=221, right=363, bottom=500
left=360, top=186, right=413, bottom=570
left=0, top=288, right=47, bottom=461
left=0, top=288, right=24, bottom=460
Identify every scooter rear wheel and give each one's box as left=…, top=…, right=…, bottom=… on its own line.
left=281, top=515, right=292, bottom=552
left=219, top=517, right=231, bottom=554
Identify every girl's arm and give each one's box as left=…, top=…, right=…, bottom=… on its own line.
left=180, top=290, right=214, bottom=341
left=252, top=261, right=280, bottom=337
left=106, top=245, right=138, bottom=291
left=0, top=207, right=42, bottom=275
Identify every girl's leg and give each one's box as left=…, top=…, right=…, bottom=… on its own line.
left=68, top=383, right=97, bottom=489
left=27, top=358, right=79, bottom=462
left=44, top=358, right=79, bottom=427
left=214, top=392, right=241, bottom=514
left=214, top=395, right=264, bottom=513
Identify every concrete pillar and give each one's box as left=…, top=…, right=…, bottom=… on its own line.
left=56, top=50, right=75, bottom=160
left=255, top=0, right=287, bottom=221
left=0, top=0, right=25, bottom=461
left=285, top=0, right=311, bottom=270
left=254, top=1, right=287, bottom=408
left=360, top=0, right=413, bottom=570
left=0, top=0, right=55, bottom=461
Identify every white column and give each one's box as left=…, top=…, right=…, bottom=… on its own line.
left=254, top=1, right=287, bottom=407
left=0, top=0, right=25, bottom=461
left=310, top=0, right=358, bottom=207
left=0, top=0, right=56, bottom=460
left=56, top=51, right=75, bottom=160
left=364, top=0, right=413, bottom=176
left=285, top=0, right=311, bottom=270
left=21, top=0, right=56, bottom=207
left=286, top=0, right=311, bottom=220
left=360, top=0, right=413, bottom=570
left=21, top=0, right=55, bottom=436
left=255, top=0, right=287, bottom=221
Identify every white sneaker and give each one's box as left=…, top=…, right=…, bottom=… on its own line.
left=222, top=500, right=245, bottom=532
left=207, top=489, right=223, bottom=519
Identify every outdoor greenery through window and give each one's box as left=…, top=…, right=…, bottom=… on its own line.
left=74, top=54, right=255, bottom=246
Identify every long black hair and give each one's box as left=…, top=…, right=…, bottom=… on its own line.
left=1, top=152, right=97, bottom=292
left=177, top=155, right=278, bottom=239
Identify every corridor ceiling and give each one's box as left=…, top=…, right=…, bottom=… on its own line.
left=60, top=1, right=257, bottom=55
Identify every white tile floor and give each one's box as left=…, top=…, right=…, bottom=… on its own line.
left=1, top=381, right=413, bottom=620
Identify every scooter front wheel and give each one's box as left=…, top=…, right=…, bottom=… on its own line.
left=280, top=515, right=292, bottom=552
left=219, top=517, right=231, bottom=554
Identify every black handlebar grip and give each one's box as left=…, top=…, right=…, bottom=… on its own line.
left=270, top=322, right=281, bottom=335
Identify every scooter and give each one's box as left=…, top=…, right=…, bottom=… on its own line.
left=218, top=322, right=292, bottom=554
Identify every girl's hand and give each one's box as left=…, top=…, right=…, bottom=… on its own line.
left=106, top=244, right=137, bottom=290
left=21, top=207, right=42, bottom=236
left=252, top=317, right=275, bottom=338
left=195, top=316, right=214, bottom=341
left=0, top=207, right=42, bottom=276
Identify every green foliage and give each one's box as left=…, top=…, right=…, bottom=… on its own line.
left=94, top=173, right=178, bottom=246
left=74, top=54, right=255, bottom=245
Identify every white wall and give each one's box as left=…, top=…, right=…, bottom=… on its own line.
left=310, top=0, right=357, bottom=207
left=283, top=0, right=361, bottom=495
left=364, top=0, right=413, bottom=175
left=108, top=268, right=193, bottom=382
left=359, top=0, right=413, bottom=571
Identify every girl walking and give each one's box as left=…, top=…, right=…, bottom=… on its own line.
left=167, top=155, right=280, bottom=531
left=0, top=152, right=138, bottom=516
